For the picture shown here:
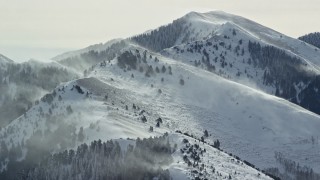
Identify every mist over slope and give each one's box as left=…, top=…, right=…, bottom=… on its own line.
left=0, top=57, right=78, bottom=127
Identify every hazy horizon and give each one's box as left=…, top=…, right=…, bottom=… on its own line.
left=1, top=0, right=319, bottom=62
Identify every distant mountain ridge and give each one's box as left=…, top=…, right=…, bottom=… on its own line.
left=52, top=39, right=123, bottom=61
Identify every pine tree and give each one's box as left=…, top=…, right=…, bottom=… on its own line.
left=161, top=65, right=166, bottom=73
left=204, top=130, right=209, bottom=137
left=78, top=127, right=85, bottom=142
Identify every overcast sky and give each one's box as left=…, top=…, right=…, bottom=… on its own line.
left=0, top=0, right=319, bottom=62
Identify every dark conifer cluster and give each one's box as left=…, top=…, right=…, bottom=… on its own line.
left=25, top=135, right=173, bottom=180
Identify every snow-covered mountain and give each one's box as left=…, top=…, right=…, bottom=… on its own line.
left=131, top=11, right=320, bottom=116
left=54, top=11, right=320, bottom=115
left=1, top=11, right=320, bottom=180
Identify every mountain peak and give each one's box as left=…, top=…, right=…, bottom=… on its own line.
left=184, top=11, right=202, bottom=18
left=183, top=10, right=239, bottom=23
left=184, top=10, right=231, bottom=18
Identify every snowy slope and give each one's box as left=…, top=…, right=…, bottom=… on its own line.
left=0, top=75, right=273, bottom=179
left=161, top=24, right=273, bottom=93
left=91, top=46, right=320, bottom=174
left=158, top=11, right=320, bottom=117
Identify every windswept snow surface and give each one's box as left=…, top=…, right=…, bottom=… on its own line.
left=91, top=47, right=320, bottom=173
